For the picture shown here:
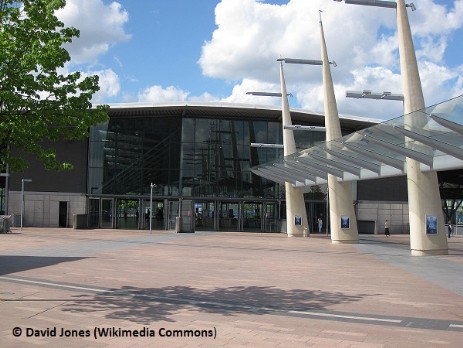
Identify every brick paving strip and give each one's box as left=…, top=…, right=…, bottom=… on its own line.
left=1, top=228, right=462, bottom=347
left=2, top=274, right=463, bottom=333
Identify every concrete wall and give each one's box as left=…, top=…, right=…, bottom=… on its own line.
left=8, top=191, right=86, bottom=227
left=357, top=201, right=409, bottom=235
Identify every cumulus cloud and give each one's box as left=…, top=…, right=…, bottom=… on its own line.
left=89, top=69, right=121, bottom=103
left=220, top=78, right=281, bottom=106
left=137, top=85, right=220, bottom=104
left=137, top=85, right=189, bottom=103
left=56, top=0, right=130, bottom=64
left=199, top=0, right=463, bottom=119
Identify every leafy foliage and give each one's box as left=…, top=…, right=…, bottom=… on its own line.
left=0, top=0, right=108, bottom=172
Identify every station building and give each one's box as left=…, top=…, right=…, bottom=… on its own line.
left=2, top=102, right=460, bottom=234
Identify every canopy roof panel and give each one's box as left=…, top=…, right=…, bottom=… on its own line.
left=253, top=94, right=463, bottom=187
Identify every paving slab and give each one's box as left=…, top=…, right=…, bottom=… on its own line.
left=0, top=228, right=462, bottom=347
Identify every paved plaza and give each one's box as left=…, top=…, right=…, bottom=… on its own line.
left=0, top=228, right=462, bottom=347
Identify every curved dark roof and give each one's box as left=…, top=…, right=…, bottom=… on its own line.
left=107, top=102, right=380, bottom=132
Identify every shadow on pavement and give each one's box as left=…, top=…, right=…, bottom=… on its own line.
left=0, top=255, right=87, bottom=276
left=63, top=285, right=370, bottom=324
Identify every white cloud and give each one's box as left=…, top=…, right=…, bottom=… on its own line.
left=199, top=0, right=463, bottom=120
left=137, top=85, right=189, bottom=103
left=56, top=0, right=130, bottom=64
left=137, top=85, right=221, bottom=104
left=189, top=92, right=219, bottom=103
left=90, top=69, right=121, bottom=103
left=220, top=78, right=280, bottom=106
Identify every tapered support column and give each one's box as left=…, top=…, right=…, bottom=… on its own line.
left=397, top=0, right=448, bottom=255
left=319, top=18, right=358, bottom=243
left=280, top=63, right=309, bottom=237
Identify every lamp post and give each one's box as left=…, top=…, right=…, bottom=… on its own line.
left=149, top=182, right=156, bottom=233
left=21, top=179, right=32, bottom=231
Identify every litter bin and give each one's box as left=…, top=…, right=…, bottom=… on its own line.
left=73, top=214, right=88, bottom=229
left=175, top=216, right=182, bottom=233
left=0, top=215, right=11, bottom=233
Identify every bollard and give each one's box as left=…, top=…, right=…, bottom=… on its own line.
left=303, top=227, right=309, bottom=237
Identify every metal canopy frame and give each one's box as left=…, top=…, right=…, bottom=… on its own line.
left=252, top=94, right=463, bottom=186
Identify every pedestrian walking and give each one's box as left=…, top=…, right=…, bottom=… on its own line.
left=385, top=220, right=390, bottom=237
left=448, top=221, right=453, bottom=238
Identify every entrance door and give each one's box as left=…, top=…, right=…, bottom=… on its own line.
left=243, top=202, right=262, bottom=232
left=89, top=198, right=99, bottom=228
left=219, top=202, right=240, bottom=231
left=264, top=203, right=278, bottom=232
left=167, top=200, right=179, bottom=230
left=142, top=199, right=165, bottom=230
left=59, top=201, right=68, bottom=227
left=153, top=200, right=165, bottom=230
left=101, top=198, right=114, bottom=228
left=116, top=199, right=139, bottom=229
left=313, top=202, right=327, bottom=234
left=194, top=202, right=215, bottom=231
left=180, top=200, right=194, bottom=232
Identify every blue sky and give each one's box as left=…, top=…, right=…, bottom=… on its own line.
left=57, top=0, right=463, bottom=120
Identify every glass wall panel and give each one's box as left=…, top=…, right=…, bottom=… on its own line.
left=179, top=117, right=284, bottom=199
left=88, top=116, right=182, bottom=195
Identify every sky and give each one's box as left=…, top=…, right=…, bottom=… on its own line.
left=56, top=0, right=463, bottom=120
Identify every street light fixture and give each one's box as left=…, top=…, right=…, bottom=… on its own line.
left=284, top=125, right=327, bottom=132
left=250, top=143, right=284, bottom=148
left=346, top=90, right=404, bottom=101
left=21, top=178, right=32, bottom=231
left=246, top=91, right=291, bottom=97
left=333, top=0, right=416, bottom=11
left=278, top=57, right=337, bottom=67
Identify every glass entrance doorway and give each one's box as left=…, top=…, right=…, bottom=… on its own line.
left=219, top=202, right=240, bottom=231
left=194, top=202, right=215, bottom=231
left=89, top=198, right=99, bottom=228
left=101, top=198, right=114, bottom=228
left=167, top=200, right=179, bottom=230
left=116, top=199, right=139, bottom=229
left=142, top=199, right=165, bottom=230
left=264, top=203, right=278, bottom=232
left=243, top=202, right=262, bottom=232
left=312, top=202, right=328, bottom=234
left=88, top=197, right=114, bottom=228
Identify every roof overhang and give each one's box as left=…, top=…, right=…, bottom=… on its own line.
left=253, top=95, right=463, bottom=186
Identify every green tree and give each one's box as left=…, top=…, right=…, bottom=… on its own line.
left=0, top=0, right=108, bottom=172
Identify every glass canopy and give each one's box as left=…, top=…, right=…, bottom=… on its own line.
left=252, top=94, right=463, bottom=187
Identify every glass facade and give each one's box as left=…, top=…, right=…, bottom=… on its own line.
left=88, top=114, right=325, bottom=199
left=86, top=107, right=331, bottom=231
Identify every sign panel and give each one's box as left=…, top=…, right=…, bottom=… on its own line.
left=426, top=215, right=438, bottom=234
left=341, top=215, right=350, bottom=229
